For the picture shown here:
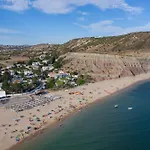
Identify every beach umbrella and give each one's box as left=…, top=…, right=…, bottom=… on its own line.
left=27, top=126, right=31, bottom=130
left=16, top=137, right=20, bottom=142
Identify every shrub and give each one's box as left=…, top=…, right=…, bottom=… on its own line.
left=46, top=78, right=55, bottom=89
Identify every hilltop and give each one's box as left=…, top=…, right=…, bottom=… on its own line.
left=1, top=32, right=150, bottom=58
left=60, top=32, right=150, bottom=56
left=24, top=31, right=150, bottom=57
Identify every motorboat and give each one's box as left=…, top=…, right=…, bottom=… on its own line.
left=128, top=107, right=133, bottom=110
left=114, top=105, right=119, bottom=108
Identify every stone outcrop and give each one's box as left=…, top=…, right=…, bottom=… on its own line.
left=62, top=53, right=150, bottom=81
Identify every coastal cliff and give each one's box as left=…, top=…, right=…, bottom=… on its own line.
left=62, top=53, right=150, bottom=81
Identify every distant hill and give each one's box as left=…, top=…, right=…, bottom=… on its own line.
left=1, top=32, right=150, bottom=58
left=0, top=45, right=30, bottom=52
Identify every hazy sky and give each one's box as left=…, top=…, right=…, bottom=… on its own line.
left=0, top=0, right=150, bottom=45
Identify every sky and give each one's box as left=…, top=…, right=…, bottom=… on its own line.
left=0, top=0, right=150, bottom=45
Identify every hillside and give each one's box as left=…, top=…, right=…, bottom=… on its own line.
left=61, top=53, right=150, bottom=81
left=1, top=32, right=150, bottom=81
left=1, top=32, right=150, bottom=58
left=59, top=32, right=150, bottom=56
left=21, top=32, right=150, bottom=57
left=58, top=32, right=150, bottom=81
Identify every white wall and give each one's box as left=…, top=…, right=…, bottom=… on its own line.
left=0, top=90, right=6, bottom=98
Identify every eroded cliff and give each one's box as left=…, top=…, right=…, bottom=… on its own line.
left=62, top=53, right=150, bottom=81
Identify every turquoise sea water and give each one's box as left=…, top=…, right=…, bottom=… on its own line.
left=14, top=81, right=150, bottom=150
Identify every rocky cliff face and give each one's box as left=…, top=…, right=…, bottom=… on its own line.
left=62, top=53, right=150, bottom=81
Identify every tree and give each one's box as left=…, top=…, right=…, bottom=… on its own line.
left=20, top=72, right=25, bottom=78
left=2, top=80, right=10, bottom=92
left=27, top=59, right=34, bottom=65
left=32, top=77, right=39, bottom=86
left=13, top=63, right=17, bottom=69
left=53, top=58, right=63, bottom=69
left=1, top=71, right=12, bottom=93
left=45, top=55, right=51, bottom=60
left=42, top=71, right=48, bottom=80
left=51, top=56, right=56, bottom=64
left=55, top=79, right=65, bottom=88
left=14, top=70, right=18, bottom=75
left=2, top=71, right=12, bottom=81
left=76, top=77, right=85, bottom=85
left=51, top=51, right=58, bottom=64
left=46, top=78, right=55, bottom=89
left=33, top=69, right=41, bottom=76
left=0, top=74, right=2, bottom=83
left=22, top=82, right=29, bottom=92
left=11, top=83, right=22, bottom=93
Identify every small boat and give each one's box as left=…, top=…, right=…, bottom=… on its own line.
left=128, top=107, right=133, bottom=110
left=114, top=105, right=118, bottom=108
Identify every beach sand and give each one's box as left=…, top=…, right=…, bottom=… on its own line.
left=0, top=73, right=150, bottom=150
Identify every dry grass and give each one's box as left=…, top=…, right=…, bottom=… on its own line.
left=0, top=56, right=29, bottom=67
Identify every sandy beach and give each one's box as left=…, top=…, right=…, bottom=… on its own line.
left=0, top=73, right=150, bottom=150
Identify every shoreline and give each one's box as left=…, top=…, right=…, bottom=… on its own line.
left=9, top=80, right=148, bottom=150
left=1, top=73, right=150, bottom=150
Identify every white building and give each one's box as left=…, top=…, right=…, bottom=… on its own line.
left=6, top=65, right=13, bottom=69
left=42, top=60, right=49, bottom=64
left=42, top=65, right=54, bottom=71
left=10, top=70, right=15, bottom=76
left=1, top=71, right=5, bottom=75
left=0, top=90, right=6, bottom=98
left=42, top=66, right=49, bottom=71
left=24, top=70, right=33, bottom=76
left=32, top=62, right=41, bottom=66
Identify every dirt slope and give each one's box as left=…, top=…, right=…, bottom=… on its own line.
left=61, top=53, right=150, bottom=81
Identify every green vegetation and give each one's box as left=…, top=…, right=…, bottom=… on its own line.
left=46, top=78, right=55, bottom=89
left=1, top=71, right=11, bottom=93
left=0, top=42, right=95, bottom=94
left=33, top=69, right=41, bottom=76
left=2, top=80, right=10, bottom=93
left=53, top=58, right=63, bottom=69
left=45, top=73, right=92, bottom=90
left=55, top=79, right=65, bottom=87
left=76, top=77, right=85, bottom=85
left=76, top=74, right=92, bottom=85
left=42, top=71, right=48, bottom=80
left=0, top=69, right=40, bottom=94
left=10, top=83, right=23, bottom=93
left=27, top=59, right=33, bottom=65
left=2, top=71, right=12, bottom=81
